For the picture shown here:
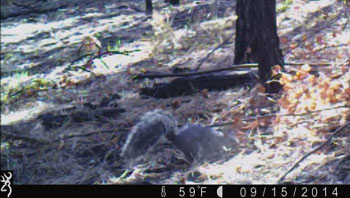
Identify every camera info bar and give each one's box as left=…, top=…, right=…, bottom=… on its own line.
left=9, top=185, right=349, bottom=198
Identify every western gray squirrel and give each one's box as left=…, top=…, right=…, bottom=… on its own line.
left=121, top=109, right=237, bottom=161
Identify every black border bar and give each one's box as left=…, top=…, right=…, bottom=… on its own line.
left=6, top=185, right=349, bottom=198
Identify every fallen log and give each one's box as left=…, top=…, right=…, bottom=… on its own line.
left=140, top=72, right=257, bottom=98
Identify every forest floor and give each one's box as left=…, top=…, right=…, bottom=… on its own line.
left=1, top=0, right=349, bottom=184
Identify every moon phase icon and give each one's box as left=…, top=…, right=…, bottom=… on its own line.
left=217, top=186, right=223, bottom=198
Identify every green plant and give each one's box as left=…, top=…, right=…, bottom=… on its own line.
left=277, top=0, right=293, bottom=13
left=107, top=39, right=122, bottom=52
left=1, top=76, right=55, bottom=105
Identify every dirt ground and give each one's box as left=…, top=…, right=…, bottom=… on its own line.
left=1, top=0, right=349, bottom=184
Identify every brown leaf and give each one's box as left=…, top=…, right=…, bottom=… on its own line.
left=200, top=89, right=209, bottom=98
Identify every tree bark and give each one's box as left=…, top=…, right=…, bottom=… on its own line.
left=145, top=0, right=153, bottom=15
left=146, top=0, right=179, bottom=15
left=170, top=0, right=180, bottom=5
left=165, top=0, right=180, bottom=5
left=234, top=0, right=284, bottom=93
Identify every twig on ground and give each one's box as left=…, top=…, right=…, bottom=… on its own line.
left=133, top=63, right=258, bottom=79
left=52, top=129, right=119, bottom=142
left=284, top=62, right=337, bottom=66
left=64, top=54, right=96, bottom=74
left=65, top=49, right=139, bottom=74
left=209, top=105, right=350, bottom=127
left=2, top=129, right=123, bottom=145
left=11, top=2, right=40, bottom=12
left=3, top=3, right=67, bottom=20
left=133, top=62, right=348, bottom=80
left=1, top=131, right=51, bottom=144
left=277, top=122, right=350, bottom=183
left=194, top=32, right=235, bottom=72
left=312, top=44, right=348, bottom=53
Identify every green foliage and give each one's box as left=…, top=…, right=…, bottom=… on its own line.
left=277, top=0, right=293, bottom=13
left=3, top=53, right=14, bottom=61
left=1, top=142, right=10, bottom=152
left=106, top=39, right=140, bottom=55
left=107, top=39, right=122, bottom=52
left=94, top=32, right=102, bottom=38
left=1, top=76, right=55, bottom=105
left=13, top=71, right=29, bottom=80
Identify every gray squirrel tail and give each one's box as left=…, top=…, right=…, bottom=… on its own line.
left=120, top=109, right=177, bottom=159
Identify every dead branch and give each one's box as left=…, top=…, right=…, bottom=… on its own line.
left=1, top=4, right=67, bottom=20
left=194, top=32, right=235, bottom=72
left=209, top=105, right=350, bottom=127
left=312, top=44, right=348, bottom=53
left=277, top=122, right=350, bottom=183
left=140, top=72, right=256, bottom=98
left=133, top=62, right=348, bottom=80
left=11, top=2, right=41, bottom=12
left=51, top=129, right=120, bottom=142
left=2, top=128, right=122, bottom=145
left=133, top=63, right=258, bottom=79
left=284, top=62, right=350, bottom=66
left=1, top=131, right=51, bottom=144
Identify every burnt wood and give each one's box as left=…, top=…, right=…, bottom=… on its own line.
left=140, top=72, right=257, bottom=98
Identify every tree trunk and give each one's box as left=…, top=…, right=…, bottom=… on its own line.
left=170, top=0, right=180, bottom=5
left=146, top=0, right=180, bottom=15
left=145, top=0, right=153, bottom=15
left=165, top=0, right=180, bottom=5
left=234, top=0, right=284, bottom=93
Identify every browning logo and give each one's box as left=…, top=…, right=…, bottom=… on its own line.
left=0, top=171, right=12, bottom=198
